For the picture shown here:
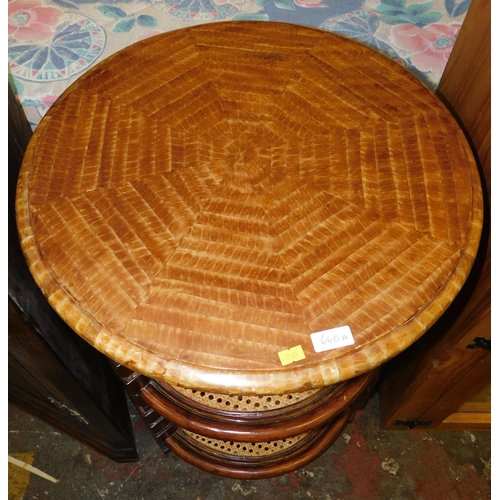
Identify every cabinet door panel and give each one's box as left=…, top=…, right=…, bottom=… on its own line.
left=378, top=0, right=491, bottom=431
left=9, top=84, right=138, bottom=462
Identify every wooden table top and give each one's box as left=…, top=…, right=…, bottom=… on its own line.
left=16, top=21, right=483, bottom=395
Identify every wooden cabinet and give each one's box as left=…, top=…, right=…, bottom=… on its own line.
left=8, top=84, right=139, bottom=461
left=377, top=0, right=491, bottom=431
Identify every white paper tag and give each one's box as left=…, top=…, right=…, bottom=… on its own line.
left=310, top=325, right=355, bottom=353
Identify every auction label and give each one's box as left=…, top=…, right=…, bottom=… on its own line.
left=278, top=345, right=306, bottom=366
left=310, top=326, right=355, bottom=353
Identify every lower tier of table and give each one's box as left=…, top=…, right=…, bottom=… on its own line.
left=111, top=363, right=377, bottom=479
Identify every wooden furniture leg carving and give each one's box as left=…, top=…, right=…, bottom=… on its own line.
left=109, top=363, right=176, bottom=456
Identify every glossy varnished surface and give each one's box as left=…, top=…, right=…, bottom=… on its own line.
left=16, top=22, right=483, bottom=394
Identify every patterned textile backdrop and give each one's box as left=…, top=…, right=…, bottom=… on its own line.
left=8, top=0, right=472, bottom=129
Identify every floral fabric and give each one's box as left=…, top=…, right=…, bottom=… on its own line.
left=8, top=0, right=472, bottom=129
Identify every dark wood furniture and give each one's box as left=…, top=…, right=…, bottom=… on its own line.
left=9, top=84, right=139, bottom=462
left=14, top=22, right=484, bottom=476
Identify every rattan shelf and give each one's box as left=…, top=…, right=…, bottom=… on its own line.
left=16, top=21, right=483, bottom=477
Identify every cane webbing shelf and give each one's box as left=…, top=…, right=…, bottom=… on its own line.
left=16, top=21, right=483, bottom=477
left=168, top=384, right=320, bottom=412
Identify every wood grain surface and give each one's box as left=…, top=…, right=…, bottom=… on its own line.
left=16, top=22, right=483, bottom=394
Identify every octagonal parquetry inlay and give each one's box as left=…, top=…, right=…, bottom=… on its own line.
left=17, top=22, right=482, bottom=393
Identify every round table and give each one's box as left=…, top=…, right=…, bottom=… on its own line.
left=16, top=21, right=483, bottom=478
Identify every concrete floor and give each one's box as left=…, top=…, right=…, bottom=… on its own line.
left=8, top=393, right=491, bottom=500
